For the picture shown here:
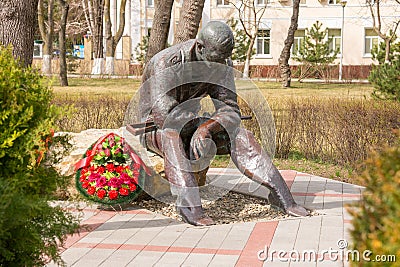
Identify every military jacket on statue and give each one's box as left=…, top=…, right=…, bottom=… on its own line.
left=139, top=39, right=241, bottom=143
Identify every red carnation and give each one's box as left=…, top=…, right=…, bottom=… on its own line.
left=81, top=168, right=88, bottom=175
left=97, top=166, right=105, bottom=174
left=97, top=189, right=106, bottom=199
left=116, top=165, right=124, bottom=174
left=129, top=184, right=137, bottom=192
left=87, top=186, right=96, bottom=195
left=90, top=165, right=95, bottom=171
left=106, top=163, right=115, bottom=172
left=86, top=150, right=92, bottom=157
left=80, top=175, right=86, bottom=182
left=82, top=181, right=89, bottom=189
left=108, top=190, right=118, bottom=200
left=119, top=187, right=129, bottom=196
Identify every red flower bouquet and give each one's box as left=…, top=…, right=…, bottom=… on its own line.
left=75, top=133, right=151, bottom=205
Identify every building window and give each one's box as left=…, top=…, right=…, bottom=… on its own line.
left=147, top=0, right=154, bottom=7
left=217, top=0, right=230, bottom=6
left=328, top=0, right=340, bottom=4
left=256, top=29, right=270, bottom=55
left=365, top=28, right=379, bottom=55
left=33, top=43, right=43, bottom=58
left=292, top=29, right=305, bottom=55
left=328, top=29, right=341, bottom=54
left=300, top=0, right=307, bottom=4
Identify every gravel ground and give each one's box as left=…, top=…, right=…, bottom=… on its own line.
left=132, top=186, right=288, bottom=225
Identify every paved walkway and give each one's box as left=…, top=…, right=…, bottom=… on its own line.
left=48, top=169, right=363, bottom=267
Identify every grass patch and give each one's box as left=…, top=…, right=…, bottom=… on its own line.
left=256, top=81, right=373, bottom=100
left=52, top=78, right=140, bottom=98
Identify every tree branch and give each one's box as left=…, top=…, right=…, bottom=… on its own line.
left=230, top=1, right=252, bottom=38
left=82, top=0, right=93, bottom=34
left=38, top=0, right=47, bottom=40
left=114, top=0, right=127, bottom=46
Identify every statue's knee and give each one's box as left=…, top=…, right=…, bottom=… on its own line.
left=236, top=128, right=256, bottom=140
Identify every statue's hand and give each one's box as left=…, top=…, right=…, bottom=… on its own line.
left=191, top=126, right=213, bottom=160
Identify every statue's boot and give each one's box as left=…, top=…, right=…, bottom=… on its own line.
left=177, top=206, right=215, bottom=226
left=160, top=129, right=215, bottom=226
left=231, top=129, right=310, bottom=217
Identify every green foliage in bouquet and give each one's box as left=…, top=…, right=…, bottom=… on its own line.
left=349, top=135, right=400, bottom=266
left=0, top=46, right=79, bottom=267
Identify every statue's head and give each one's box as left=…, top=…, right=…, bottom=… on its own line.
left=196, top=21, right=234, bottom=63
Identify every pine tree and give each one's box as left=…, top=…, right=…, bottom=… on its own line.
left=227, top=18, right=254, bottom=64
left=293, top=21, right=338, bottom=81
left=135, top=35, right=149, bottom=65
left=371, top=36, right=400, bottom=64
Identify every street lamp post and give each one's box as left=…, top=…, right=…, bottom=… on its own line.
left=339, top=0, right=347, bottom=81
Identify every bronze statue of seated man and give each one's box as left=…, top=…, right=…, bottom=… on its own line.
left=138, top=21, right=310, bottom=226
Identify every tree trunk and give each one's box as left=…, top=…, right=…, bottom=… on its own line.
left=58, top=0, right=69, bottom=86
left=384, top=38, right=391, bottom=63
left=105, top=0, right=127, bottom=75
left=173, top=0, right=205, bottom=45
left=89, top=0, right=105, bottom=75
left=243, top=36, right=255, bottom=78
left=0, top=0, right=39, bottom=67
left=145, top=0, right=174, bottom=64
left=104, top=0, right=114, bottom=74
left=278, top=0, right=300, bottom=87
left=38, top=0, right=54, bottom=75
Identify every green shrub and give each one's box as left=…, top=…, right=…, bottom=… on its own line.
left=369, top=59, right=400, bottom=101
left=349, top=136, right=400, bottom=266
left=0, top=46, right=79, bottom=266
left=371, top=37, right=399, bottom=64
left=293, top=21, right=339, bottom=81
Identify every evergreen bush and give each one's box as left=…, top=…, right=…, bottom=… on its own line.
left=293, top=21, right=338, bottom=81
left=349, top=135, right=400, bottom=266
left=0, top=46, right=79, bottom=267
left=369, top=60, right=400, bottom=101
left=226, top=18, right=255, bottom=64
left=369, top=38, right=400, bottom=101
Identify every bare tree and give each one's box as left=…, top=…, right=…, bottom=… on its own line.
left=104, top=0, right=127, bottom=74
left=38, top=0, right=55, bottom=75
left=278, top=0, right=300, bottom=87
left=66, top=0, right=88, bottom=39
left=57, top=0, right=69, bottom=86
left=173, top=0, right=205, bottom=45
left=367, top=0, right=400, bottom=63
left=82, top=0, right=105, bottom=74
left=145, top=0, right=174, bottom=64
left=230, top=0, right=267, bottom=78
left=0, top=0, right=39, bottom=66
